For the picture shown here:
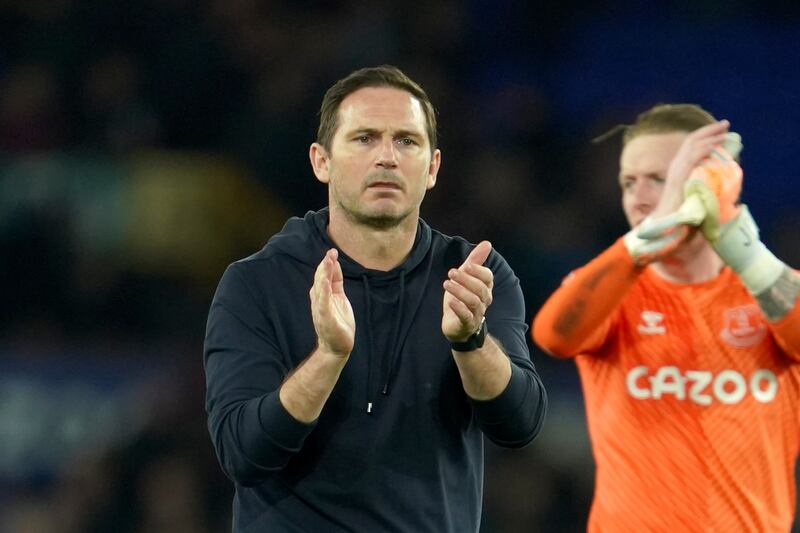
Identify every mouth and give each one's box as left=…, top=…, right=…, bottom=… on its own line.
left=367, top=181, right=403, bottom=191
left=631, top=210, right=652, bottom=227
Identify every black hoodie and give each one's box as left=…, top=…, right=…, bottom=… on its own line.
left=204, top=208, right=547, bottom=533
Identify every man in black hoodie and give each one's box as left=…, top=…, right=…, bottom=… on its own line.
left=204, top=65, right=547, bottom=533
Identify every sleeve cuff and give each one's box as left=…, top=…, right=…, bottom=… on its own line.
left=256, top=392, right=317, bottom=452
left=469, top=363, right=529, bottom=424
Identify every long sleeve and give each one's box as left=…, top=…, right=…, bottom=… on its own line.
left=470, top=252, right=547, bottom=448
left=204, top=264, right=315, bottom=487
left=532, top=238, right=641, bottom=358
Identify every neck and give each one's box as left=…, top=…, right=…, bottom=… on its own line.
left=651, top=233, right=724, bottom=284
left=327, top=206, right=419, bottom=271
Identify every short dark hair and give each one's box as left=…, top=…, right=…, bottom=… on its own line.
left=316, top=65, right=438, bottom=153
left=623, top=103, right=716, bottom=144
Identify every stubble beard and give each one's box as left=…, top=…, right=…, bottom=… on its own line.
left=332, top=169, right=419, bottom=230
left=336, top=197, right=414, bottom=230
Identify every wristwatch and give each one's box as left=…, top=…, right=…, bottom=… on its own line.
left=449, top=317, right=487, bottom=352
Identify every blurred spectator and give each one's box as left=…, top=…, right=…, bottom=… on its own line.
left=80, top=52, right=162, bottom=151
left=0, top=64, right=69, bottom=152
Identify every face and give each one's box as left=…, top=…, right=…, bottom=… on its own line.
left=309, top=86, right=441, bottom=229
left=619, top=131, right=687, bottom=227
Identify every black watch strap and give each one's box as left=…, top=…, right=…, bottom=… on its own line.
left=449, top=317, right=487, bottom=352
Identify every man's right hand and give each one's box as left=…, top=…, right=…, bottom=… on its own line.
left=310, top=249, right=355, bottom=358
left=652, top=119, right=731, bottom=219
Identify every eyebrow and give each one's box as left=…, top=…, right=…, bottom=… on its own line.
left=618, top=171, right=662, bottom=182
left=393, top=129, right=424, bottom=140
left=348, top=127, right=424, bottom=140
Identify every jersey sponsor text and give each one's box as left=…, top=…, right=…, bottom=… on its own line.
left=626, top=365, right=778, bottom=405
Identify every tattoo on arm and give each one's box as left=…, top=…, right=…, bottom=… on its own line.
left=756, top=267, right=800, bottom=322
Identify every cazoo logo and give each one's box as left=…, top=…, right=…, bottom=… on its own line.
left=626, top=366, right=778, bottom=405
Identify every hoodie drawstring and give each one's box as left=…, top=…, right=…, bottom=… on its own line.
left=362, top=270, right=406, bottom=414
left=362, top=274, right=375, bottom=414
left=381, top=271, right=405, bottom=396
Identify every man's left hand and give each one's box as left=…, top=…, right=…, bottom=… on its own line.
left=442, top=241, right=494, bottom=343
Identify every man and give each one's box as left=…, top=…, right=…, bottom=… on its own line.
left=533, top=104, right=800, bottom=532
left=204, top=65, right=547, bottom=533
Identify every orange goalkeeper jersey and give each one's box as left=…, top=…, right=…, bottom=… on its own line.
left=533, top=239, right=800, bottom=533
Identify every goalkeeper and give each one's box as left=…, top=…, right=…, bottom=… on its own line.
left=532, top=103, right=800, bottom=532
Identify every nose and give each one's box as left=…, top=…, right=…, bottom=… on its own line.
left=376, top=138, right=398, bottom=169
left=631, top=179, right=657, bottom=208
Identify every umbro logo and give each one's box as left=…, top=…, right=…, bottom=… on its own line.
left=637, top=310, right=665, bottom=335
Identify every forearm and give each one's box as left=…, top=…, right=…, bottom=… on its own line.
left=452, top=336, right=511, bottom=400
left=532, top=239, right=640, bottom=356
left=468, top=357, right=548, bottom=448
left=708, top=206, right=799, bottom=322
left=705, top=206, right=800, bottom=356
left=445, top=248, right=547, bottom=446
left=755, top=267, right=800, bottom=322
left=209, top=391, right=314, bottom=486
left=279, top=347, right=349, bottom=423
left=207, top=347, right=348, bottom=485
left=767, top=285, right=800, bottom=360
left=204, top=261, right=353, bottom=485
left=757, top=267, right=800, bottom=360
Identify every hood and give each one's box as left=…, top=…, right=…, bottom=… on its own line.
left=267, top=207, right=433, bottom=279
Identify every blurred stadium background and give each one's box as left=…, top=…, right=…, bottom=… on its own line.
left=1, top=1, right=799, bottom=531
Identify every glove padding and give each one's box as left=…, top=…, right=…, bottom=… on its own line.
left=638, top=132, right=743, bottom=243
left=623, top=223, right=690, bottom=267
left=636, top=132, right=784, bottom=294
left=710, top=205, right=784, bottom=295
left=684, top=132, right=743, bottom=242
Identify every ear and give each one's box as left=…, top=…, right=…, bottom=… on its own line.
left=309, top=143, right=330, bottom=184
left=426, top=148, right=441, bottom=190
